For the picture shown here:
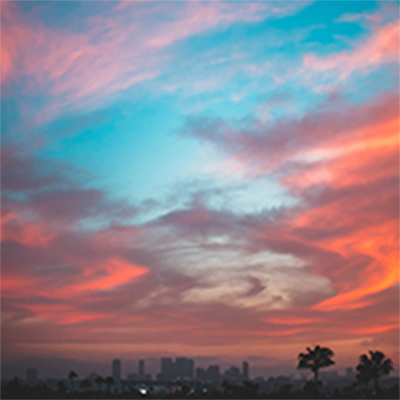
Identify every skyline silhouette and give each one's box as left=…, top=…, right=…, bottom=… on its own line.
left=3, top=349, right=397, bottom=382
left=2, top=349, right=398, bottom=398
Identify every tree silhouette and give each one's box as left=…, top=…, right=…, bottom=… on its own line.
left=95, top=375, right=105, bottom=391
left=57, top=380, right=68, bottom=394
left=297, top=345, right=335, bottom=382
left=68, top=370, right=78, bottom=392
left=105, top=376, right=114, bottom=392
left=80, top=378, right=93, bottom=392
left=356, top=350, right=393, bottom=393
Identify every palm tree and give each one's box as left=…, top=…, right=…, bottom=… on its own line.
left=356, top=355, right=373, bottom=389
left=80, top=379, right=93, bottom=392
left=95, top=375, right=105, bottom=391
left=297, top=345, right=335, bottom=382
left=68, top=371, right=78, bottom=392
left=105, top=376, right=114, bottom=392
left=356, top=350, right=393, bottom=393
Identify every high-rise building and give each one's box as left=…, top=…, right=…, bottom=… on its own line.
left=26, top=368, right=38, bottom=386
left=159, top=357, right=194, bottom=381
left=206, top=365, right=220, bottom=382
left=225, top=366, right=240, bottom=381
left=242, top=361, right=249, bottom=380
left=196, top=367, right=206, bottom=380
left=127, top=373, right=137, bottom=382
left=175, top=358, right=185, bottom=379
left=161, top=357, right=174, bottom=381
left=175, top=357, right=194, bottom=379
left=112, top=359, right=121, bottom=382
left=138, top=359, right=145, bottom=380
left=187, top=359, right=194, bottom=378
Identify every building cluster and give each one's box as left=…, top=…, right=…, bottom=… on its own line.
left=23, top=361, right=361, bottom=388
left=196, top=361, right=249, bottom=383
left=18, top=358, right=251, bottom=396
left=125, top=359, right=152, bottom=382
left=111, top=358, right=249, bottom=384
left=157, top=357, right=194, bottom=381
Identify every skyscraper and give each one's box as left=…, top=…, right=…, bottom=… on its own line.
left=138, top=359, right=145, bottom=380
left=225, top=366, right=240, bottom=381
left=196, top=367, right=206, bottom=380
left=242, top=361, right=249, bottom=380
left=175, top=357, right=194, bottom=379
left=207, top=365, right=220, bottom=382
left=112, top=359, right=121, bottom=382
left=161, top=357, right=174, bottom=381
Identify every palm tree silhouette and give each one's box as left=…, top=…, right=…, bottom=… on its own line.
left=356, top=350, right=393, bottom=393
left=80, top=379, right=93, bottom=392
left=95, top=375, right=105, bottom=391
left=297, top=345, right=335, bottom=382
left=105, top=376, right=114, bottom=392
left=68, top=371, right=78, bottom=392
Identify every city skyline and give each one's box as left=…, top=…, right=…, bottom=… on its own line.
left=2, top=0, right=399, bottom=384
left=2, top=353, right=392, bottom=383
left=3, top=354, right=398, bottom=399
left=9, top=356, right=359, bottom=382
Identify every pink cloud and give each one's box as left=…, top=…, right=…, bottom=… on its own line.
left=1, top=211, right=56, bottom=248
left=1, top=1, right=309, bottom=118
left=303, top=20, right=399, bottom=79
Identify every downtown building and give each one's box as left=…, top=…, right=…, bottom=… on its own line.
left=157, top=357, right=194, bottom=381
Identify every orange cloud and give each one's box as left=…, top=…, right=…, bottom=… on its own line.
left=79, top=258, right=148, bottom=291
left=350, top=324, right=398, bottom=335
left=266, top=318, right=317, bottom=326
left=313, top=220, right=398, bottom=311
left=285, top=101, right=399, bottom=311
left=22, top=304, right=109, bottom=325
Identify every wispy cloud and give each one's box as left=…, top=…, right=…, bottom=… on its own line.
left=2, top=0, right=310, bottom=119
left=303, top=21, right=399, bottom=80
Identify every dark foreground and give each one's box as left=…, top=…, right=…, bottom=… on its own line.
left=2, top=379, right=399, bottom=399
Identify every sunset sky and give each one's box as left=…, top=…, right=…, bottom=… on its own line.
left=1, top=0, right=399, bottom=379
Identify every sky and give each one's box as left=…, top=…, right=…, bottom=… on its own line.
left=1, top=0, right=399, bottom=380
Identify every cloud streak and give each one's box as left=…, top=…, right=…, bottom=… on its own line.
left=303, top=21, right=399, bottom=80
left=1, top=0, right=309, bottom=118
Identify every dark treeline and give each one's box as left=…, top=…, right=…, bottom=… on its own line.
left=2, top=378, right=399, bottom=399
